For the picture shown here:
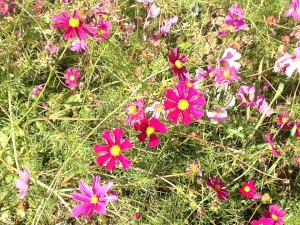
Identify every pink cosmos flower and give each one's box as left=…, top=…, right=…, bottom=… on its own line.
left=124, top=99, right=145, bottom=127
left=195, top=65, right=216, bottom=80
left=94, top=19, right=112, bottom=42
left=285, top=0, right=300, bottom=20
left=266, top=133, right=281, bottom=156
left=251, top=217, right=274, bottom=225
left=15, top=167, right=30, bottom=199
left=207, top=107, right=228, bottom=122
left=218, top=4, right=248, bottom=36
left=218, top=48, right=241, bottom=70
left=168, top=48, right=189, bottom=83
left=64, top=68, right=81, bottom=90
left=237, top=85, right=257, bottom=108
left=186, top=160, right=202, bottom=177
left=92, top=0, right=117, bottom=17
left=164, top=84, right=206, bottom=125
left=62, top=0, right=70, bottom=3
left=206, top=176, right=229, bottom=201
left=94, top=128, right=133, bottom=170
left=147, top=4, right=160, bottom=18
left=294, top=155, right=300, bottom=167
left=0, top=0, right=15, bottom=16
left=296, top=121, right=300, bottom=137
left=52, top=10, right=95, bottom=40
left=30, top=84, right=45, bottom=96
left=134, top=117, right=167, bottom=148
left=145, top=101, right=166, bottom=119
left=71, top=176, right=118, bottom=218
left=256, top=96, right=273, bottom=117
left=43, top=43, right=59, bottom=55
left=239, top=180, right=258, bottom=199
left=215, top=67, right=241, bottom=85
left=70, top=39, right=88, bottom=53
left=137, top=0, right=154, bottom=5
left=183, top=75, right=203, bottom=89
left=274, top=48, right=300, bottom=77
left=159, top=16, right=179, bottom=35
left=264, top=204, right=286, bottom=225
left=277, top=111, right=291, bottom=130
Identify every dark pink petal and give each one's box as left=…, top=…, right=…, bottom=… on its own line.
left=113, top=128, right=123, bottom=145
left=52, top=23, right=70, bottom=29
left=120, top=138, right=133, bottom=150
left=137, top=132, right=147, bottom=142
left=150, top=118, right=167, bottom=133
left=98, top=182, right=114, bottom=197
left=165, top=89, right=179, bottom=102
left=94, top=144, right=110, bottom=153
left=176, top=84, right=185, bottom=99
left=79, top=180, right=93, bottom=197
left=76, top=27, right=88, bottom=40
left=85, top=204, right=96, bottom=218
left=95, top=203, right=107, bottom=215
left=117, top=155, right=132, bottom=169
left=92, top=176, right=101, bottom=195
left=96, top=154, right=111, bottom=167
left=149, top=134, right=160, bottom=147
left=186, top=87, right=198, bottom=100
left=82, top=24, right=96, bottom=35
left=189, top=108, right=205, bottom=120
left=164, top=100, right=178, bottom=110
left=190, top=96, right=206, bottom=106
left=71, top=203, right=90, bottom=217
left=102, top=130, right=114, bottom=146
left=64, top=27, right=75, bottom=40
left=182, top=110, right=193, bottom=124
left=105, top=158, right=117, bottom=170
left=71, top=192, right=91, bottom=203
left=167, top=109, right=180, bottom=124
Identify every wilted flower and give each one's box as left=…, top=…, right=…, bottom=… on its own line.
left=159, top=16, right=179, bottom=35
left=186, top=160, right=202, bottom=177
left=43, top=43, right=59, bottom=55
left=71, top=176, right=118, bottom=218
left=30, top=84, right=45, bottom=96
left=94, top=128, right=133, bottom=170
left=94, top=18, right=112, bottom=42
left=0, top=0, right=16, bottom=16
left=70, top=39, right=88, bottom=53
left=206, top=176, right=229, bottom=201
left=124, top=99, right=145, bottom=127
left=294, top=155, right=300, bottom=167
left=134, top=212, right=141, bottom=220
left=15, top=167, right=30, bottom=199
left=261, top=193, right=272, bottom=204
left=266, top=133, right=281, bottom=156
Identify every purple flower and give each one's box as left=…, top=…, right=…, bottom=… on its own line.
left=207, top=107, right=228, bottom=122
left=285, top=0, right=300, bottom=20
left=15, top=167, right=30, bottom=199
left=70, top=39, right=88, bottom=53
left=30, top=84, right=45, bottom=96
left=71, top=176, right=118, bottom=218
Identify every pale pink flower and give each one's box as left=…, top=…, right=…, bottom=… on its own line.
left=218, top=48, right=241, bottom=70
left=15, top=167, right=30, bottom=199
left=159, top=16, right=179, bottom=35
left=145, top=101, right=166, bottom=119
left=285, top=0, right=300, bottom=20
left=147, top=4, right=160, bottom=18
left=207, top=107, right=228, bottom=122
left=70, top=39, right=88, bottom=53
left=124, top=99, right=145, bottom=127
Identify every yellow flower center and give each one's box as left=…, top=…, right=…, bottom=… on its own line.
left=129, top=105, right=138, bottom=114
left=178, top=99, right=189, bottom=110
left=298, top=9, right=300, bottom=14
left=155, top=104, right=164, bottom=112
left=175, top=60, right=183, bottom=69
left=146, top=126, right=155, bottom=136
left=271, top=214, right=278, bottom=221
left=215, top=111, right=221, bottom=117
left=215, top=184, right=221, bottom=191
left=98, top=29, right=105, bottom=36
left=223, top=70, right=231, bottom=79
left=209, top=72, right=214, bottom=79
left=249, top=93, right=254, bottom=100
left=69, top=18, right=80, bottom=28
left=229, top=26, right=235, bottom=32
left=295, top=58, right=299, bottom=62
left=190, top=164, right=198, bottom=174
left=244, top=186, right=250, bottom=192
left=186, top=82, right=193, bottom=88
left=91, top=196, right=99, bottom=204
left=282, top=117, right=288, bottom=123
left=110, top=145, right=121, bottom=157
left=233, top=14, right=238, bottom=20
left=70, top=75, right=75, bottom=81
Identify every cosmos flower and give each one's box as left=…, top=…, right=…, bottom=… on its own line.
left=251, top=217, right=274, bottom=225
left=159, top=16, right=179, bottom=35
left=266, top=133, right=281, bottom=156
left=70, top=39, right=88, bottom=53
left=71, top=176, right=118, bottom=218
left=237, top=85, right=258, bottom=108
left=94, top=128, right=133, bottom=170
left=147, top=4, right=160, bottom=18
left=285, top=0, right=300, bottom=20
left=186, top=160, right=202, bottom=177
left=94, top=18, right=112, bottom=42
left=207, top=107, right=228, bottom=122
left=206, top=176, right=229, bottom=201
left=277, top=111, right=291, bottom=130
left=168, top=48, right=189, bottom=83
left=64, top=68, right=81, bottom=90
left=274, top=48, right=300, bottom=77
left=43, top=43, right=59, bottom=55
left=30, top=84, right=45, bottom=96
left=183, top=75, right=203, bottom=89
left=137, top=0, right=154, bottom=5
left=0, top=0, right=16, bottom=16
left=52, top=10, right=95, bottom=40
left=195, top=65, right=216, bottom=80
left=295, top=120, right=300, bottom=137
left=15, top=167, right=30, bottom=199
left=239, top=180, right=258, bottom=199
left=218, top=4, right=248, bottom=36
left=145, top=101, right=166, bottom=119
left=215, top=67, right=241, bottom=85
left=134, top=117, right=167, bottom=148
left=124, top=99, right=145, bottom=127
left=164, top=84, right=206, bottom=125
left=264, top=204, right=286, bottom=225
left=218, top=48, right=241, bottom=70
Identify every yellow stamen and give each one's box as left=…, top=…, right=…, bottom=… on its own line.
left=244, top=186, right=250, bottom=192
left=70, top=75, right=75, bottom=81
left=175, top=60, right=183, bottom=69
left=146, top=126, right=155, bottom=136
left=209, top=72, right=214, bottom=79
left=178, top=99, right=189, bottom=110
left=282, top=117, right=288, bottom=123
left=69, top=18, right=80, bottom=28
left=155, top=104, right=164, bottom=112
left=91, top=196, right=99, bottom=204
left=186, top=82, right=193, bottom=88
left=229, top=26, right=235, bottom=32
left=98, top=29, right=105, bottom=36
left=215, top=184, right=221, bottom=191
left=233, top=14, right=238, bottom=20
left=223, top=70, right=231, bottom=79
left=110, top=145, right=121, bottom=157
left=295, top=58, right=299, bottom=62
left=271, top=214, right=278, bottom=221
left=129, top=106, right=138, bottom=114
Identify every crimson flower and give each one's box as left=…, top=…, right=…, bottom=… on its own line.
left=52, top=10, right=95, bottom=40
left=168, top=48, right=189, bottom=83
left=239, top=180, right=257, bottom=199
left=134, top=117, right=167, bottom=148
left=266, top=133, right=281, bottom=156
left=277, top=112, right=291, bottom=130
left=206, top=176, right=229, bottom=201
left=164, top=84, right=206, bottom=125
left=94, top=128, right=133, bottom=170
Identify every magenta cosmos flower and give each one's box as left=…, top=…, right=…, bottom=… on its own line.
left=124, top=99, right=145, bottom=127
left=164, top=84, right=206, bottom=125
left=266, top=133, right=281, bottom=156
left=168, top=48, right=189, bottom=83
left=277, top=111, right=291, bottom=130
left=94, top=128, right=133, bottom=170
left=239, top=180, right=258, bottom=199
left=296, top=120, right=300, bottom=137
left=264, top=204, right=286, bottom=225
left=215, top=67, right=241, bottom=85
left=15, top=167, right=30, bottom=199
left=218, top=4, right=248, bottom=36
left=0, top=0, right=16, bottom=16
left=64, top=68, right=80, bottom=90
left=251, top=217, right=274, bottom=225
left=206, top=176, right=229, bottom=201
left=71, top=176, right=118, bottom=218
left=207, top=107, right=228, bottom=122
left=94, top=18, right=112, bottom=42
left=52, top=10, right=95, bottom=40
left=134, top=117, right=167, bottom=148
left=285, top=0, right=300, bottom=20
